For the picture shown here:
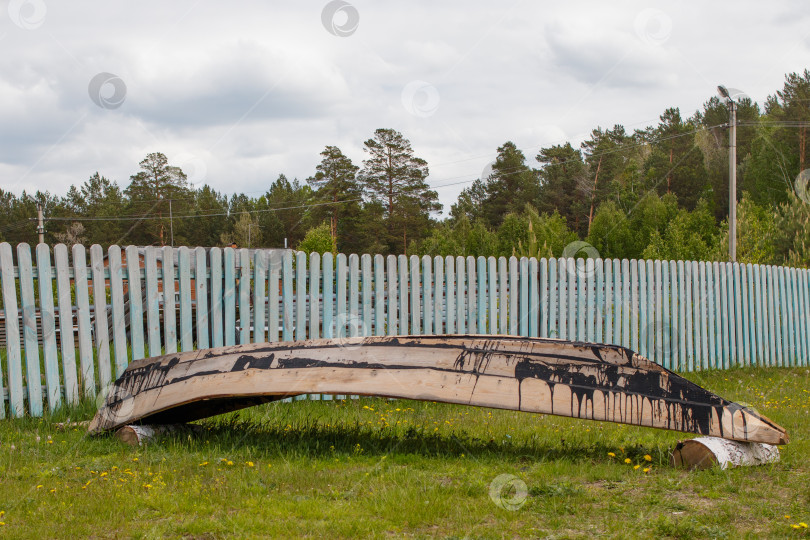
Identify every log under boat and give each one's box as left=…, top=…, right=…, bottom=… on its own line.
left=88, top=335, right=789, bottom=445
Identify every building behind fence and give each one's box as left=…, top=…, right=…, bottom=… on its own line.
left=0, top=242, right=808, bottom=419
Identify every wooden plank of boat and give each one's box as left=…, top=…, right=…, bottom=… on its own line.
left=87, top=335, right=789, bottom=445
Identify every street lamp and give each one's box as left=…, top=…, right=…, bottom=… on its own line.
left=718, top=85, right=737, bottom=262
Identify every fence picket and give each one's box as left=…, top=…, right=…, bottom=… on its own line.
left=433, top=256, right=443, bottom=334
left=423, top=255, right=433, bottom=335
left=386, top=255, right=397, bottom=335
left=125, top=246, right=146, bottom=360
left=586, top=259, right=595, bottom=343
left=488, top=257, right=497, bottom=334
left=636, top=260, right=646, bottom=358
left=362, top=254, right=372, bottom=336
left=528, top=257, right=538, bottom=338
left=107, top=246, right=129, bottom=376
left=195, top=248, right=210, bottom=350
left=706, top=263, right=717, bottom=369
left=297, top=251, right=308, bottom=341
left=35, top=244, right=60, bottom=411
left=162, top=246, right=178, bottom=354
left=466, top=256, right=476, bottom=333
left=477, top=257, right=487, bottom=333
left=410, top=255, right=420, bottom=335
left=54, top=244, right=78, bottom=405
left=253, top=251, right=266, bottom=344
left=177, top=247, right=193, bottom=352
left=321, top=252, right=333, bottom=339
left=90, top=244, right=111, bottom=391
left=539, top=258, right=549, bottom=338
left=310, top=252, right=321, bottom=340
left=498, top=256, right=507, bottom=335
left=445, top=256, right=456, bottom=334
left=210, top=248, right=224, bottom=348
left=223, top=248, right=236, bottom=346
left=73, top=245, right=95, bottom=397
left=282, top=251, right=294, bottom=342
left=143, top=247, right=161, bottom=356
left=375, top=255, right=386, bottom=336
left=733, top=263, right=744, bottom=367
left=557, top=258, right=567, bottom=339
left=18, top=244, right=43, bottom=415
left=576, top=259, right=586, bottom=342
left=0, top=244, right=22, bottom=416
left=698, top=261, right=708, bottom=371
left=239, top=249, right=251, bottom=345
left=399, top=255, right=408, bottom=334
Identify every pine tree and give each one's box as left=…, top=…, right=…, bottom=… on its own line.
left=359, top=128, right=441, bottom=253
left=307, top=146, right=361, bottom=252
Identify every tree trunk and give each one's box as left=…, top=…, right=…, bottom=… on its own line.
left=587, top=156, right=603, bottom=235
left=667, top=148, right=673, bottom=193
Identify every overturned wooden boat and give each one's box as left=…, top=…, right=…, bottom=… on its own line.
left=88, top=335, right=789, bottom=445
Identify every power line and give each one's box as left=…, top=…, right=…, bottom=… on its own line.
left=43, top=198, right=365, bottom=223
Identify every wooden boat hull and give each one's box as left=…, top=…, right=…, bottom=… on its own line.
left=88, top=335, right=788, bottom=445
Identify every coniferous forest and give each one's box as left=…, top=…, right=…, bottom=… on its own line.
left=3, top=70, right=810, bottom=268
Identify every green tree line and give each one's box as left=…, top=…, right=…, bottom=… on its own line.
left=2, top=71, right=810, bottom=267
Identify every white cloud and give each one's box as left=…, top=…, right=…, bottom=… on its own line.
left=0, top=0, right=808, bottom=212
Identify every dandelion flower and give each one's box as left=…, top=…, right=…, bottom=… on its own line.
left=199, top=462, right=209, bottom=467
left=800, top=522, right=808, bottom=528
left=785, top=515, right=791, bottom=519
left=633, top=465, right=640, bottom=470
left=226, top=461, right=233, bottom=466
left=643, top=468, right=650, bottom=473
left=132, top=458, right=139, bottom=462
left=607, top=452, right=616, bottom=458
left=246, top=462, right=254, bottom=467
left=143, top=484, right=152, bottom=489
left=624, top=458, right=632, bottom=464
left=36, top=485, right=43, bottom=489
left=267, top=464, right=272, bottom=468
left=100, top=472, right=108, bottom=477
left=644, top=455, right=652, bottom=462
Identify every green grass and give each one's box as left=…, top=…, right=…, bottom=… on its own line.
left=1, top=367, right=809, bottom=538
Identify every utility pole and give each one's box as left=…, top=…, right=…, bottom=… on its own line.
left=36, top=203, right=45, bottom=245
left=718, top=85, right=737, bottom=262
left=169, top=199, right=174, bottom=247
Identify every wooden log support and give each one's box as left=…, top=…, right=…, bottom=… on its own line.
left=671, top=437, right=780, bottom=470
left=88, top=335, right=789, bottom=445
left=115, top=424, right=202, bottom=446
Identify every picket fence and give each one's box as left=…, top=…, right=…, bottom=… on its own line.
left=0, top=242, right=808, bottom=419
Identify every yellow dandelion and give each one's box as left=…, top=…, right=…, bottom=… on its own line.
left=143, top=484, right=152, bottom=489
left=785, top=515, right=791, bottom=519
left=800, top=522, right=808, bottom=528
left=644, top=455, right=652, bottom=462
left=199, top=462, right=209, bottom=467
left=100, top=472, right=108, bottom=477
left=607, top=452, right=616, bottom=458
left=793, top=525, right=802, bottom=530
left=47, top=440, right=53, bottom=445
left=246, top=461, right=254, bottom=467
left=226, top=461, right=233, bottom=466
left=132, top=458, right=139, bottom=462
left=643, top=468, right=651, bottom=473
left=49, top=489, right=56, bottom=493
left=36, top=485, right=43, bottom=489
left=624, top=458, right=632, bottom=464
left=633, top=465, right=640, bottom=470
left=267, top=464, right=272, bottom=468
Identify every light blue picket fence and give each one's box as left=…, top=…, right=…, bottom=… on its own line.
left=0, top=242, right=808, bottom=419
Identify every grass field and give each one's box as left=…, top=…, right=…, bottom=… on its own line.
left=1, top=367, right=809, bottom=539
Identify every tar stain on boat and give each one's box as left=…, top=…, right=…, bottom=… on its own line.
left=511, top=354, right=730, bottom=435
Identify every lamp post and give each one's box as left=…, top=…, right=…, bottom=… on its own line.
left=718, top=85, right=737, bottom=262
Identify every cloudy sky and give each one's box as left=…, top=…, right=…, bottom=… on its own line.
left=1, top=1, right=808, bottom=212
